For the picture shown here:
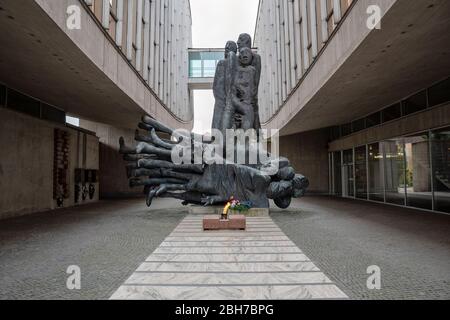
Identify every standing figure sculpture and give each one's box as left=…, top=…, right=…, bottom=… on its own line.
left=237, top=33, right=262, bottom=131
left=118, top=33, right=309, bottom=210
left=211, top=41, right=237, bottom=131
left=231, top=47, right=257, bottom=130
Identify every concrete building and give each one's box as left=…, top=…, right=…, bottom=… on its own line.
left=254, top=0, right=450, bottom=213
left=0, top=0, right=193, bottom=219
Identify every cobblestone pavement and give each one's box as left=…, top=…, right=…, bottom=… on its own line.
left=271, top=196, right=450, bottom=300
left=0, top=199, right=187, bottom=300
left=1, top=196, right=449, bottom=300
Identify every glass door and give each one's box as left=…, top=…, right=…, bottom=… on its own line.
left=355, top=146, right=368, bottom=199
left=342, top=149, right=354, bottom=198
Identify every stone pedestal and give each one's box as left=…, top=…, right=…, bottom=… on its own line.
left=203, top=215, right=246, bottom=231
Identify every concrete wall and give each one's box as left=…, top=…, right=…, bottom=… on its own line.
left=0, top=108, right=99, bottom=220
left=34, top=0, right=193, bottom=125
left=279, top=129, right=330, bottom=194
left=254, top=0, right=450, bottom=137
left=79, top=119, right=141, bottom=198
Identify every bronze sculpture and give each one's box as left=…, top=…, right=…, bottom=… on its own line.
left=119, top=34, right=309, bottom=209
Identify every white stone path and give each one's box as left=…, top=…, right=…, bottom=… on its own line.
left=110, top=215, right=347, bottom=300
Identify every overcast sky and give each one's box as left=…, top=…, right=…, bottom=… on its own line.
left=190, top=0, right=260, bottom=134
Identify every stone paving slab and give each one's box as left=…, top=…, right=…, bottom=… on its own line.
left=153, top=246, right=303, bottom=254
left=159, top=240, right=297, bottom=247
left=145, top=253, right=309, bottom=262
left=111, top=284, right=347, bottom=300
left=125, top=272, right=334, bottom=285
left=110, top=215, right=348, bottom=300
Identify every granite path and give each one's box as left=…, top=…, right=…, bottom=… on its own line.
left=110, top=215, right=348, bottom=300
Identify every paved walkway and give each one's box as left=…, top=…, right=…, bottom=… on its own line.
left=110, top=215, right=347, bottom=300
left=272, top=196, right=450, bottom=300
left=1, top=196, right=448, bottom=299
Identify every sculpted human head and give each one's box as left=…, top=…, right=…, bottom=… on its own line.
left=225, top=41, right=237, bottom=58
left=267, top=174, right=309, bottom=209
left=239, top=47, right=253, bottom=66
left=237, top=33, right=252, bottom=50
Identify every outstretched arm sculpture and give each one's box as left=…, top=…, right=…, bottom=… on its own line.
left=120, top=116, right=309, bottom=209
left=119, top=34, right=309, bottom=210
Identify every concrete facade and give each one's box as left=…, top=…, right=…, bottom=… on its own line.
left=0, top=108, right=99, bottom=220
left=254, top=0, right=450, bottom=134
left=0, top=0, right=194, bottom=214
left=0, top=0, right=193, bottom=129
left=254, top=0, right=450, bottom=213
left=79, top=119, right=141, bottom=198
left=280, top=129, right=330, bottom=194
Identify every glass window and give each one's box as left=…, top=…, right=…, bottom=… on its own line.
left=355, top=146, right=367, bottom=199
left=382, top=103, right=401, bottom=123
left=189, top=60, right=202, bottom=78
left=352, top=118, right=365, bottom=133
left=203, top=60, right=216, bottom=78
left=41, top=104, right=66, bottom=124
left=384, top=139, right=406, bottom=205
left=431, top=127, right=450, bottom=213
left=6, top=89, right=41, bottom=118
left=333, top=151, right=342, bottom=196
left=0, top=84, right=5, bottom=106
left=368, top=143, right=384, bottom=202
left=428, top=78, right=450, bottom=107
left=188, top=51, right=224, bottom=78
left=402, top=90, right=427, bottom=116
left=341, top=123, right=352, bottom=136
left=330, top=126, right=341, bottom=140
left=366, top=112, right=381, bottom=128
left=342, top=149, right=354, bottom=197
left=404, top=132, right=432, bottom=210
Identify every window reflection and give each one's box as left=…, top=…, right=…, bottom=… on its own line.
left=329, top=126, right=450, bottom=213
left=355, top=146, right=367, bottom=199
left=333, top=151, right=342, bottom=196
left=384, top=139, right=406, bottom=205
left=404, top=133, right=432, bottom=210
left=188, top=51, right=224, bottom=78
left=431, top=128, right=450, bottom=213
left=368, top=143, right=384, bottom=202
left=343, top=149, right=354, bottom=197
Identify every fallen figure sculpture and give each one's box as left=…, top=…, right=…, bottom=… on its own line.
left=119, top=33, right=309, bottom=210
left=119, top=116, right=309, bottom=209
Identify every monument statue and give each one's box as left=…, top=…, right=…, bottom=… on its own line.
left=119, top=33, right=309, bottom=209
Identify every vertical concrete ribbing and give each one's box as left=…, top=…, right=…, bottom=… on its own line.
left=116, top=0, right=124, bottom=46
left=309, top=0, right=318, bottom=59
left=333, top=0, right=342, bottom=23
left=101, top=0, right=110, bottom=29
left=300, top=0, right=309, bottom=71
left=136, top=0, right=143, bottom=72
left=293, top=0, right=303, bottom=81
left=143, top=0, right=151, bottom=80
left=282, top=0, right=291, bottom=93
left=287, top=0, right=297, bottom=88
left=154, top=0, right=161, bottom=95
left=149, top=0, right=156, bottom=87
left=126, top=0, right=134, bottom=61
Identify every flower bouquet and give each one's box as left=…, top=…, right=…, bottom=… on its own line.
left=222, top=197, right=252, bottom=220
